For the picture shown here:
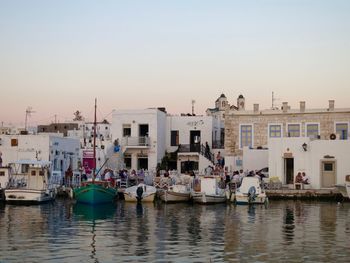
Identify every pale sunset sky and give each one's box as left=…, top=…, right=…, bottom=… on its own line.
left=0, top=0, right=349, bottom=126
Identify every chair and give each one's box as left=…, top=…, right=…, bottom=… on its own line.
left=294, top=183, right=304, bottom=190
left=161, top=177, right=172, bottom=190
left=119, top=177, right=128, bottom=188
left=153, top=177, right=161, bottom=188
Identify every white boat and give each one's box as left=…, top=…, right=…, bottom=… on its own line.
left=0, top=166, right=11, bottom=202
left=234, top=176, right=267, bottom=205
left=335, top=175, right=350, bottom=199
left=191, top=176, right=227, bottom=204
left=124, top=183, right=157, bottom=202
left=5, top=160, right=55, bottom=204
left=159, top=184, right=191, bottom=203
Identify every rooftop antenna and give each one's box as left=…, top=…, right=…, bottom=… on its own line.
left=191, top=99, right=195, bottom=115
left=25, top=106, right=35, bottom=132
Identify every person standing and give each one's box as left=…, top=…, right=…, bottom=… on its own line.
left=205, top=142, right=211, bottom=160
left=216, top=151, right=222, bottom=167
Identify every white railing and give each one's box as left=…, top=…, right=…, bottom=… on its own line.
left=121, top=136, right=150, bottom=147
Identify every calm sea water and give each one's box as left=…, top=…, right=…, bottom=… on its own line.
left=0, top=200, right=349, bottom=263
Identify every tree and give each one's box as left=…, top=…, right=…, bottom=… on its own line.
left=73, top=110, right=84, bottom=121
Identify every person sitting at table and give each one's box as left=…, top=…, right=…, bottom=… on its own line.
left=302, top=172, right=310, bottom=184
left=295, top=172, right=303, bottom=183
left=129, top=169, right=137, bottom=186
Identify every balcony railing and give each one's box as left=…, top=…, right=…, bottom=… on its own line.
left=178, top=144, right=200, bottom=153
left=178, top=144, right=214, bottom=163
left=122, top=136, right=150, bottom=147
left=212, top=140, right=224, bottom=149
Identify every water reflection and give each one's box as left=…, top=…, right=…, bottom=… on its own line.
left=0, top=201, right=350, bottom=262
left=73, top=203, right=116, bottom=263
left=73, top=203, right=116, bottom=221
left=283, top=206, right=295, bottom=243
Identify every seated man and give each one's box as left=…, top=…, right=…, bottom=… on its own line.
left=302, top=172, right=310, bottom=184
left=295, top=172, right=303, bottom=183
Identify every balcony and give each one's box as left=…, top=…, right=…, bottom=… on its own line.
left=178, top=144, right=200, bottom=153
left=121, top=136, right=150, bottom=147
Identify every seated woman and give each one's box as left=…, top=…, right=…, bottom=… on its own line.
left=295, top=172, right=303, bottom=183
left=128, top=169, right=137, bottom=186
left=302, top=172, right=310, bottom=184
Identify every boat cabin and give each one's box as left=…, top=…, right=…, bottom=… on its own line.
left=0, top=166, right=11, bottom=189
left=8, top=160, right=51, bottom=190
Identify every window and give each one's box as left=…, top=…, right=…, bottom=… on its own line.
left=269, top=124, right=281, bottom=138
left=0, top=171, right=5, bottom=176
left=240, top=125, right=253, bottom=148
left=21, top=164, right=29, bottom=173
left=39, top=170, right=44, bottom=176
left=11, top=138, right=18, bottom=147
left=124, top=154, right=131, bottom=169
left=288, top=124, right=300, bottom=137
left=306, top=124, right=319, bottom=138
left=31, top=170, right=36, bottom=176
left=171, top=130, right=179, bottom=146
left=336, top=123, right=348, bottom=140
left=324, top=163, right=334, bottom=171
left=123, top=124, right=131, bottom=137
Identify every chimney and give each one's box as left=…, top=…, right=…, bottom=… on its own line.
left=300, top=101, right=305, bottom=112
left=253, top=103, right=259, bottom=113
left=328, top=100, right=335, bottom=111
left=282, top=102, right=288, bottom=113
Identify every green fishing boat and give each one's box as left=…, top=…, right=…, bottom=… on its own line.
left=73, top=99, right=117, bottom=205
left=74, top=182, right=116, bottom=205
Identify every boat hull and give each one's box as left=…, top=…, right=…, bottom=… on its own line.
left=5, top=189, right=55, bottom=204
left=73, top=183, right=116, bottom=205
left=123, top=184, right=157, bottom=202
left=192, top=192, right=226, bottom=204
left=159, top=190, right=190, bottom=203
left=124, top=192, right=155, bottom=202
left=235, top=194, right=267, bottom=205
left=335, top=183, right=350, bottom=199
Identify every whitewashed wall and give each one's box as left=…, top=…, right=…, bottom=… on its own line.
left=243, top=147, right=268, bottom=172
left=111, top=109, right=167, bottom=171
left=0, top=134, right=80, bottom=172
left=166, top=115, right=213, bottom=151
left=269, top=138, right=350, bottom=188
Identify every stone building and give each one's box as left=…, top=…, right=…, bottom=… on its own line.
left=224, top=97, right=350, bottom=170
left=38, top=123, right=78, bottom=136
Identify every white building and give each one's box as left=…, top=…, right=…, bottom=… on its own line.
left=269, top=137, right=350, bottom=189
left=111, top=108, right=222, bottom=173
left=205, top=93, right=227, bottom=149
left=111, top=108, right=167, bottom=171
left=0, top=134, right=80, bottom=173
left=166, top=115, right=217, bottom=173
left=67, top=121, right=114, bottom=170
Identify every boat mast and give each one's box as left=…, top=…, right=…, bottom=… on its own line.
left=92, top=98, right=97, bottom=183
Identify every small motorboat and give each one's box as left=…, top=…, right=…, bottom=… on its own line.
left=234, top=176, right=267, bottom=205
left=158, top=184, right=191, bottom=203
left=335, top=175, right=350, bottom=199
left=191, top=176, right=227, bottom=204
left=124, top=183, right=157, bottom=202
